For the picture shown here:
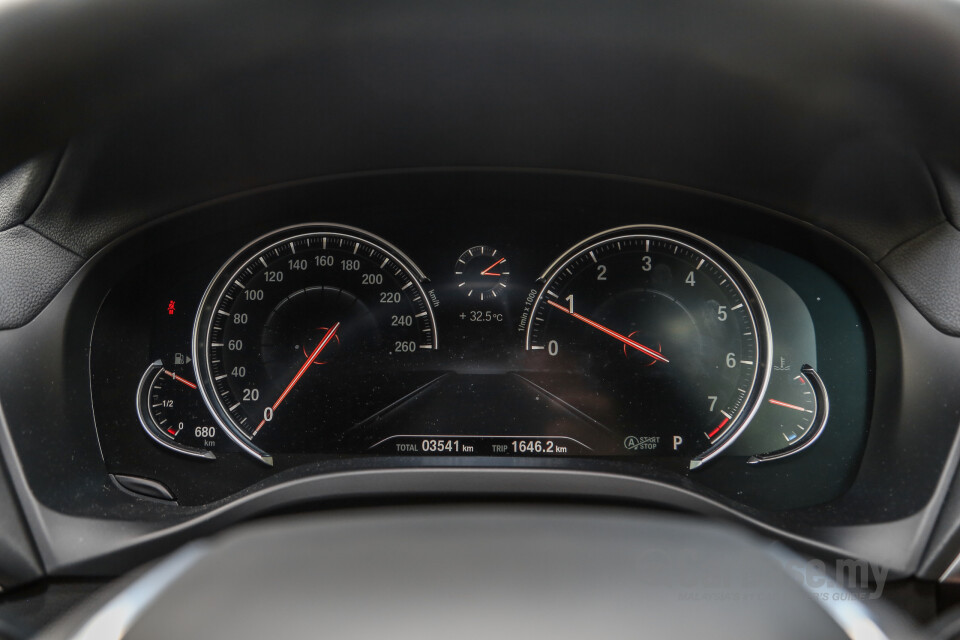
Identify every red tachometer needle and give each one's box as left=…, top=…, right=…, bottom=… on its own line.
left=480, top=257, right=505, bottom=276
left=768, top=398, right=805, bottom=412
left=163, top=369, right=198, bottom=390
left=546, top=300, right=669, bottom=363
left=253, top=322, right=340, bottom=435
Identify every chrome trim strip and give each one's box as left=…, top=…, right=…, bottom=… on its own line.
left=939, top=552, right=960, bottom=584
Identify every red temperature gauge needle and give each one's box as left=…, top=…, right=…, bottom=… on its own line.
left=254, top=322, right=340, bottom=435
left=480, top=257, right=505, bottom=276
left=546, top=300, right=669, bottom=363
left=768, top=398, right=805, bottom=411
left=163, top=369, right=198, bottom=390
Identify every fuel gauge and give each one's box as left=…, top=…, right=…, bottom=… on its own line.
left=136, top=360, right=220, bottom=459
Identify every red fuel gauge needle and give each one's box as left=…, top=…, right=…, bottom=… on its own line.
left=253, top=322, right=340, bottom=435
left=480, top=257, right=505, bottom=276
left=546, top=300, right=669, bottom=363
left=163, top=369, right=198, bottom=390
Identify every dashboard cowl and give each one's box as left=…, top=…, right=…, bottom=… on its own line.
left=0, top=1, right=957, bottom=334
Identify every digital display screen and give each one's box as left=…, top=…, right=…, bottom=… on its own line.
left=88, top=199, right=870, bottom=507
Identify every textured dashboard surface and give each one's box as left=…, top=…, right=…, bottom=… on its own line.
left=0, top=226, right=81, bottom=330
left=882, top=222, right=960, bottom=336
left=0, top=153, right=59, bottom=233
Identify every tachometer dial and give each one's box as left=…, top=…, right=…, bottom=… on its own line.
left=525, top=226, right=772, bottom=469
left=455, top=246, right=509, bottom=300
left=193, top=224, right=438, bottom=465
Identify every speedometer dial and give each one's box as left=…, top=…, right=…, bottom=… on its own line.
left=193, top=224, right=438, bottom=465
left=525, top=226, right=771, bottom=469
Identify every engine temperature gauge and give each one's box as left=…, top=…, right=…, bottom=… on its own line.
left=739, top=364, right=829, bottom=463
left=136, top=360, right=220, bottom=459
left=455, top=246, right=509, bottom=300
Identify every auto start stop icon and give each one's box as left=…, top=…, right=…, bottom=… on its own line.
left=624, top=436, right=659, bottom=451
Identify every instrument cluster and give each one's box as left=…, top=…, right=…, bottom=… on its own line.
left=89, top=178, right=871, bottom=509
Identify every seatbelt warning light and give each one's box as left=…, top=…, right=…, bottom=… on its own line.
left=167, top=300, right=176, bottom=315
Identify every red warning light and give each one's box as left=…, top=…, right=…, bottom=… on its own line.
left=167, top=300, right=176, bottom=315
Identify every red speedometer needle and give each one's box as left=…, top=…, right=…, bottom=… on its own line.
left=480, top=257, right=505, bottom=276
left=163, top=369, right=198, bottom=390
left=546, top=300, right=669, bottom=363
left=253, top=322, right=340, bottom=435
left=768, top=398, right=805, bottom=411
